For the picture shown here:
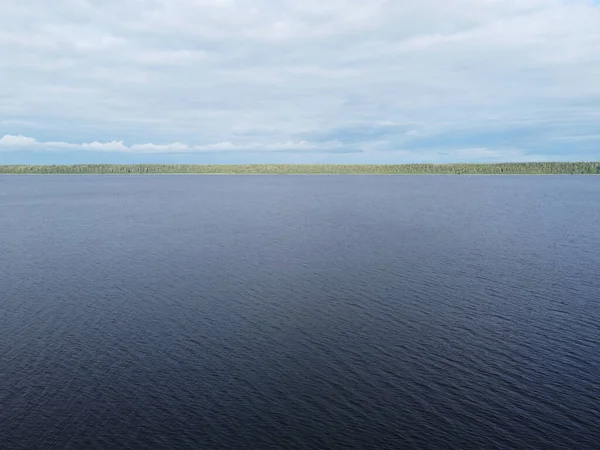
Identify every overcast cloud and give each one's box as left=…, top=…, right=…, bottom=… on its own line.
left=1, top=0, right=599, bottom=163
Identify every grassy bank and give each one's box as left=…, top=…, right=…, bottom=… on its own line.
left=0, top=162, right=599, bottom=175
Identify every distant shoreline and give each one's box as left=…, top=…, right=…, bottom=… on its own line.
left=0, top=163, right=599, bottom=175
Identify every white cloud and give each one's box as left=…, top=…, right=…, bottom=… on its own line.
left=0, top=135, right=345, bottom=154
left=0, top=0, right=599, bottom=161
left=0, top=135, right=37, bottom=146
left=2, top=134, right=576, bottom=164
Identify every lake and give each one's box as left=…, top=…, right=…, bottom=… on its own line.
left=1, top=175, right=599, bottom=449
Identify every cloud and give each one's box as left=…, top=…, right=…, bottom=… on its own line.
left=0, top=135, right=38, bottom=146
left=0, top=0, right=599, bottom=163
left=2, top=134, right=574, bottom=165
left=0, top=135, right=346, bottom=154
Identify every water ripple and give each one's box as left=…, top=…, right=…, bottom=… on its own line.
left=1, top=175, right=599, bottom=449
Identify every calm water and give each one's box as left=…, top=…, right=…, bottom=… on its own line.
left=1, top=175, right=599, bottom=449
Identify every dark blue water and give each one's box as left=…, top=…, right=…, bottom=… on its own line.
left=1, top=175, right=599, bottom=449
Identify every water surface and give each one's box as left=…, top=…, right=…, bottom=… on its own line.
left=1, top=175, right=599, bottom=449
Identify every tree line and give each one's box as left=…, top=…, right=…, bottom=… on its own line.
left=0, top=162, right=599, bottom=174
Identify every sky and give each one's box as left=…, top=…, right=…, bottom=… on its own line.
left=1, top=0, right=599, bottom=165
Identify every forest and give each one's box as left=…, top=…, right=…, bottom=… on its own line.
left=1, top=162, right=599, bottom=174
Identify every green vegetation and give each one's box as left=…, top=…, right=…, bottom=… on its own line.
left=0, top=162, right=599, bottom=174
